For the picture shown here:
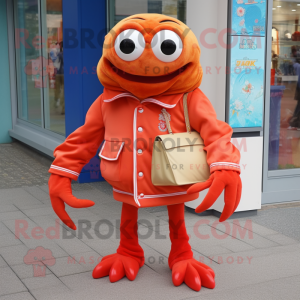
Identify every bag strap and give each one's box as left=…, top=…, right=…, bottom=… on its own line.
left=161, top=109, right=173, bottom=134
left=183, top=93, right=191, bottom=133
left=161, top=93, right=191, bottom=135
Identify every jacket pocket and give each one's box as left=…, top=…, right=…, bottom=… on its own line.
left=99, top=140, right=124, bottom=181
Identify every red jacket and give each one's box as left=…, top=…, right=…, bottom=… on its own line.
left=49, top=88, right=240, bottom=208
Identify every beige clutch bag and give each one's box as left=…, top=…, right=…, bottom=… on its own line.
left=151, top=93, right=210, bottom=186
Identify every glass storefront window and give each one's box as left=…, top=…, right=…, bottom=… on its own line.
left=14, top=0, right=42, bottom=127
left=42, top=0, right=65, bottom=135
left=14, top=0, right=65, bottom=136
left=108, top=0, right=186, bottom=29
left=269, top=1, right=300, bottom=170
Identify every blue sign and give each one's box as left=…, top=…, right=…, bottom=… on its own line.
left=229, top=36, right=265, bottom=128
left=231, top=0, right=267, bottom=36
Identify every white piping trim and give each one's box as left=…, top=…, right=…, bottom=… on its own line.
left=113, top=188, right=187, bottom=199
left=99, top=141, right=125, bottom=161
left=50, top=165, right=79, bottom=177
left=210, top=162, right=240, bottom=169
left=113, top=189, right=134, bottom=197
left=141, top=98, right=177, bottom=108
left=104, top=93, right=139, bottom=103
left=133, top=108, right=141, bottom=207
left=103, top=93, right=178, bottom=108
left=143, top=191, right=187, bottom=198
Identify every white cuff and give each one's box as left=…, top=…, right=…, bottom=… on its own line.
left=210, top=162, right=240, bottom=169
left=50, top=165, right=80, bottom=177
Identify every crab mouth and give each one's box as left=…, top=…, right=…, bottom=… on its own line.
left=108, top=61, right=190, bottom=84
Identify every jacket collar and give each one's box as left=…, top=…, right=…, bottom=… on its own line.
left=102, top=88, right=184, bottom=109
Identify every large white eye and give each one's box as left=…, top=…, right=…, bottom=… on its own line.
left=114, top=29, right=145, bottom=61
left=151, top=30, right=183, bottom=63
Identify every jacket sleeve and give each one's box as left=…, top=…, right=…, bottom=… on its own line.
left=49, top=95, right=105, bottom=180
left=188, top=89, right=241, bottom=174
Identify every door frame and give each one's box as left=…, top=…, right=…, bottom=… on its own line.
left=262, top=0, right=300, bottom=204
left=6, top=0, right=65, bottom=157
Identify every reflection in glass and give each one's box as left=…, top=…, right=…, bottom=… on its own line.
left=15, top=0, right=42, bottom=126
left=42, top=0, right=65, bottom=135
left=14, top=0, right=65, bottom=135
left=108, top=0, right=186, bottom=29
left=269, top=1, right=300, bottom=170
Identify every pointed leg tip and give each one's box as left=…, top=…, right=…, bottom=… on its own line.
left=208, top=269, right=215, bottom=278
left=172, top=272, right=183, bottom=287
left=124, top=267, right=138, bottom=281
left=92, top=264, right=106, bottom=279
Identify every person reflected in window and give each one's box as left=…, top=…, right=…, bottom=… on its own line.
left=55, top=41, right=64, bottom=115
left=290, top=47, right=300, bottom=129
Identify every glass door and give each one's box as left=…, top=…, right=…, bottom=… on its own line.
left=263, top=0, right=300, bottom=204
left=14, top=0, right=65, bottom=136
left=41, top=0, right=65, bottom=135
left=14, top=0, right=43, bottom=127
left=107, top=0, right=186, bottom=29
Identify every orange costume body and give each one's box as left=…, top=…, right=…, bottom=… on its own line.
left=48, top=14, right=242, bottom=292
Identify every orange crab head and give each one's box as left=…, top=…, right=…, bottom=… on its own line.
left=97, top=14, right=203, bottom=100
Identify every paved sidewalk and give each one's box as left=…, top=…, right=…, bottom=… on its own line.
left=0, top=143, right=50, bottom=189
left=0, top=142, right=300, bottom=300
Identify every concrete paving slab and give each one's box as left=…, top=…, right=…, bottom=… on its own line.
left=0, top=234, right=22, bottom=248
left=66, top=210, right=101, bottom=223
left=239, top=207, right=300, bottom=241
left=0, top=189, right=43, bottom=207
left=3, top=217, right=39, bottom=235
left=38, top=186, right=49, bottom=194
left=240, top=221, right=278, bottom=236
left=59, top=266, right=194, bottom=300
left=21, top=274, right=64, bottom=291
left=11, top=263, right=51, bottom=279
left=151, top=210, right=168, bottom=218
left=20, top=240, right=69, bottom=260
left=191, top=245, right=233, bottom=258
left=189, top=225, right=232, bottom=248
left=28, top=215, right=60, bottom=228
left=208, top=250, right=300, bottom=292
left=265, top=274, right=300, bottom=300
left=83, top=238, right=118, bottom=257
left=0, top=189, right=35, bottom=203
left=1, top=145, right=300, bottom=300
left=29, top=285, right=70, bottom=300
left=66, top=250, right=103, bottom=272
left=209, top=219, right=279, bottom=237
left=140, top=241, right=171, bottom=258
left=143, top=246, right=169, bottom=276
left=184, top=282, right=279, bottom=300
left=0, top=267, right=27, bottom=297
left=0, top=212, right=28, bottom=222
left=0, top=292, right=35, bottom=300
left=10, top=198, right=44, bottom=209
left=187, top=274, right=300, bottom=300
left=0, top=256, right=8, bottom=268
left=54, top=238, right=93, bottom=255
left=21, top=207, right=56, bottom=218
left=264, top=233, right=298, bottom=246
left=240, top=232, right=280, bottom=249
left=213, top=243, right=300, bottom=264
left=220, top=238, right=256, bottom=253
left=0, top=205, right=19, bottom=213
left=23, top=186, right=50, bottom=203
left=44, top=256, right=89, bottom=277
left=15, top=204, right=52, bottom=211
left=0, top=245, right=30, bottom=266
left=0, top=223, right=11, bottom=236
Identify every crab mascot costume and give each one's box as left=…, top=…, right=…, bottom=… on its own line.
left=48, top=14, right=242, bottom=292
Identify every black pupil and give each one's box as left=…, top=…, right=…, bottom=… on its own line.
left=161, top=39, right=176, bottom=55
left=120, top=39, right=135, bottom=54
